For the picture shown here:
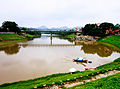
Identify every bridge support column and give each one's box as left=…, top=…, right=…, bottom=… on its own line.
left=50, top=32, right=52, bottom=45
left=75, top=32, right=77, bottom=40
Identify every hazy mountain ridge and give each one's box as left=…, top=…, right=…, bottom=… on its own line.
left=37, top=26, right=82, bottom=31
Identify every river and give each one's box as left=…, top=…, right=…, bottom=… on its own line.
left=0, top=34, right=120, bottom=84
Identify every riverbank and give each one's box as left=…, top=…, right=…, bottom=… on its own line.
left=0, top=57, right=119, bottom=89
left=0, top=33, right=35, bottom=47
left=68, top=72, right=120, bottom=89
left=98, top=35, right=120, bottom=48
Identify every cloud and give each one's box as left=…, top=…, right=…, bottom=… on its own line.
left=0, top=0, right=120, bottom=27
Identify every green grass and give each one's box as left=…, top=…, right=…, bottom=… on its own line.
left=0, top=34, right=25, bottom=41
left=114, top=58, right=120, bottom=62
left=67, top=34, right=75, bottom=38
left=26, top=34, right=35, bottom=38
left=0, top=33, right=35, bottom=47
left=99, top=35, right=120, bottom=48
left=0, top=33, right=26, bottom=47
left=68, top=73, right=120, bottom=89
left=0, top=57, right=120, bottom=89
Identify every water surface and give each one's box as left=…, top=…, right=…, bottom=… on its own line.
left=0, top=34, right=120, bottom=84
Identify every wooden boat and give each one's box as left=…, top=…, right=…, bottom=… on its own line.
left=73, top=57, right=88, bottom=62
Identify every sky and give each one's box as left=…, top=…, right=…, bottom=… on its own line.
left=0, top=0, right=120, bottom=28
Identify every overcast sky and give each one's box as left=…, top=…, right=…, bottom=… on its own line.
left=0, top=0, right=120, bottom=28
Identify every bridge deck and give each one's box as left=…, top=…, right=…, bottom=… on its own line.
left=19, top=44, right=76, bottom=47
left=22, top=30, right=81, bottom=33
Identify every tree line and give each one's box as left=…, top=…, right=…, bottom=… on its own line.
left=0, top=21, right=41, bottom=36
left=0, top=21, right=21, bottom=33
left=82, top=22, right=120, bottom=37
left=0, top=21, right=119, bottom=37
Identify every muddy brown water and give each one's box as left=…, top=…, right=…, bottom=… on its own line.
left=0, top=34, right=120, bottom=84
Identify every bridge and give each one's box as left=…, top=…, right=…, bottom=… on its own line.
left=21, top=30, right=81, bottom=33
left=19, top=43, right=76, bottom=47
left=19, top=40, right=83, bottom=47
left=22, top=30, right=81, bottom=37
left=22, top=30, right=82, bottom=44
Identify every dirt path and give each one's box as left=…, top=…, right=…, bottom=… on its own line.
left=64, top=70, right=120, bottom=88
left=42, top=70, right=120, bottom=89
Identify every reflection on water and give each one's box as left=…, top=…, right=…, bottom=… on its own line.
left=75, top=41, right=120, bottom=57
left=73, top=61, right=87, bottom=67
left=0, top=44, right=20, bottom=55
left=0, top=34, right=120, bottom=84
left=0, top=40, right=119, bottom=57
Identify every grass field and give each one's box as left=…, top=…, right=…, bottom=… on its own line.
left=67, top=34, right=75, bottom=38
left=0, top=34, right=25, bottom=41
left=99, top=35, right=120, bottom=48
left=0, top=33, right=35, bottom=47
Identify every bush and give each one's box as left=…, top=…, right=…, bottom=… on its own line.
left=114, top=58, right=120, bottom=62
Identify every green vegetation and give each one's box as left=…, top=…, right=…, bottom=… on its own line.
left=0, top=21, right=21, bottom=33
left=68, top=73, right=120, bottom=89
left=99, top=35, right=120, bottom=48
left=0, top=21, right=41, bottom=39
left=0, top=57, right=120, bottom=89
left=26, top=34, right=35, bottom=38
left=52, top=29, right=75, bottom=38
left=21, top=27, right=41, bottom=37
left=82, top=22, right=120, bottom=37
left=114, top=58, right=120, bottom=62
left=67, top=34, right=75, bottom=38
left=56, top=32, right=74, bottom=37
left=0, top=33, right=33, bottom=47
left=0, top=34, right=25, bottom=41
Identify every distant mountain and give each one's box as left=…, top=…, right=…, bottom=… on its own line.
left=72, top=26, right=82, bottom=29
left=37, top=26, right=48, bottom=30
left=58, top=26, right=71, bottom=30
left=50, top=26, right=71, bottom=31
left=36, top=26, right=82, bottom=31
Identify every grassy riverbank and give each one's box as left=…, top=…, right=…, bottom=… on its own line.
left=0, top=34, right=25, bottom=41
left=98, top=35, right=120, bottom=48
left=67, top=34, right=75, bottom=38
left=68, top=35, right=120, bottom=89
left=68, top=73, right=120, bottom=89
left=0, top=33, right=35, bottom=47
left=0, top=57, right=120, bottom=89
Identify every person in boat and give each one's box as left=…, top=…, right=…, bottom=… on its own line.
left=73, top=57, right=88, bottom=62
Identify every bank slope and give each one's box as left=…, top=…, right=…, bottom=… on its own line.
left=68, top=73, right=120, bottom=89
left=99, top=35, right=120, bottom=48
left=0, top=34, right=25, bottom=41
left=0, top=58, right=120, bottom=89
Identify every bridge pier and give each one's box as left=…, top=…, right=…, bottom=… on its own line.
left=75, top=32, right=81, bottom=40
left=50, top=32, right=52, bottom=45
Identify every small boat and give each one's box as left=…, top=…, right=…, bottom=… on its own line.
left=73, top=57, right=88, bottom=62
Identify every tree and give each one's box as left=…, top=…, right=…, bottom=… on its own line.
left=82, top=24, right=99, bottom=36
left=82, top=22, right=116, bottom=37
left=1, top=21, right=21, bottom=33
left=0, top=27, right=2, bottom=32
left=99, top=22, right=114, bottom=35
